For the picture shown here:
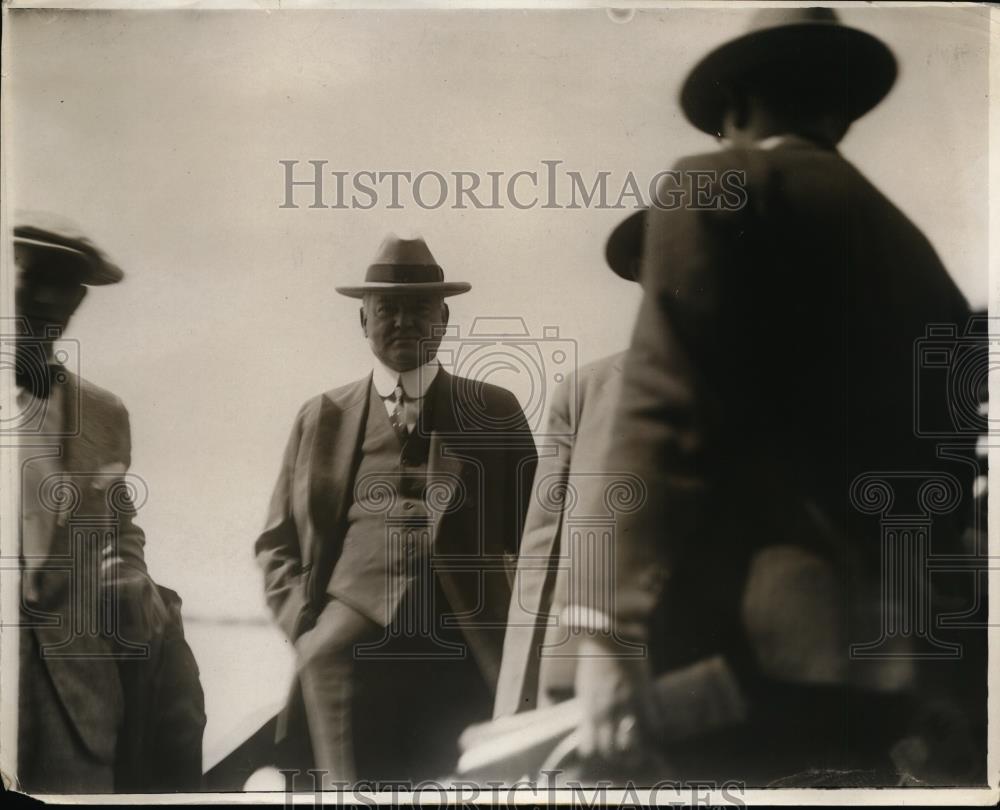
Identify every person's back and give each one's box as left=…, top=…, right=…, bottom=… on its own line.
left=650, top=139, right=973, bottom=544
left=569, top=8, right=984, bottom=785
left=633, top=138, right=980, bottom=779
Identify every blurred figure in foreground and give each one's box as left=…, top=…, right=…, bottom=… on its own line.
left=13, top=215, right=204, bottom=793
left=569, top=9, right=985, bottom=786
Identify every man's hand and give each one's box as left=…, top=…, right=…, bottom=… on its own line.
left=574, top=636, right=655, bottom=762
left=101, top=555, right=169, bottom=644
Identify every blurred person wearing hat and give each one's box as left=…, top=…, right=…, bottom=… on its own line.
left=255, top=235, right=537, bottom=784
left=567, top=8, right=983, bottom=785
left=12, top=215, right=204, bottom=793
left=493, top=211, right=645, bottom=721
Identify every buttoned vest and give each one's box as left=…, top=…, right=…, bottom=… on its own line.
left=326, top=380, right=438, bottom=625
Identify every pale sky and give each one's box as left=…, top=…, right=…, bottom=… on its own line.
left=5, top=4, right=991, bottom=756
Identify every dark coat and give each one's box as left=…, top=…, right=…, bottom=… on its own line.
left=582, top=137, right=978, bottom=778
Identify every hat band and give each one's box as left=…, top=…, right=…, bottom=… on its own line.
left=365, top=263, right=444, bottom=284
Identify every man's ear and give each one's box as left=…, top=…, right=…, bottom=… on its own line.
left=441, top=302, right=450, bottom=326
left=359, top=306, right=368, bottom=337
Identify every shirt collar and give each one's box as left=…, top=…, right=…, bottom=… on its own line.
left=371, top=355, right=440, bottom=400
left=756, top=134, right=835, bottom=152
left=721, top=134, right=834, bottom=152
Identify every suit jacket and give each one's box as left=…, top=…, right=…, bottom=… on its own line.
left=585, top=137, right=976, bottom=693
left=256, top=368, right=537, bottom=688
left=22, top=370, right=151, bottom=767
left=493, top=353, right=624, bottom=717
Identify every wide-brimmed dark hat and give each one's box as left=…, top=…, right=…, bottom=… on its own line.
left=680, top=7, right=897, bottom=137
left=605, top=210, right=646, bottom=282
left=336, top=234, right=471, bottom=298
left=14, top=213, right=124, bottom=285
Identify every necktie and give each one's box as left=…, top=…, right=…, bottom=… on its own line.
left=388, top=383, right=410, bottom=444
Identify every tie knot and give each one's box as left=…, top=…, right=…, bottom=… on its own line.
left=393, top=384, right=406, bottom=403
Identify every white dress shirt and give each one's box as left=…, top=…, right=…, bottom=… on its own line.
left=371, top=356, right=440, bottom=434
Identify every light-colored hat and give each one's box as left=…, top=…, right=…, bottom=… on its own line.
left=335, top=234, right=471, bottom=299
left=14, top=211, right=124, bottom=285
left=680, top=7, right=897, bottom=137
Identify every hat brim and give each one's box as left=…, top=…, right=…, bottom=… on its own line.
left=14, top=235, right=124, bottom=285
left=680, top=22, right=897, bottom=137
left=605, top=210, right=646, bottom=282
left=335, top=281, right=472, bottom=299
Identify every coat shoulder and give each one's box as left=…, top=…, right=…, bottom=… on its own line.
left=672, top=143, right=855, bottom=189
left=665, top=144, right=939, bottom=269
left=69, top=372, right=130, bottom=443
left=673, top=148, right=741, bottom=172
left=449, top=373, right=526, bottom=423
left=321, top=374, right=370, bottom=403
left=677, top=143, right=878, bottom=212
left=451, top=373, right=519, bottom=406
left=573, top=353, right=624, bottom=390
left=545, top=353, right=623, bottom=428
left=296, top=376, right=370, bottom=422
left=61, top=372, right=132, bottom=466
left=71, top=372, right=127, bottom=416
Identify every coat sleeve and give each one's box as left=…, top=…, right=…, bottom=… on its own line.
left=109, top=399, right=148, bottom=575
left=503, top=391, right=538, bottom=560
left=494, top=375, right=574, bottom=716
left=579, top=163, right=746, bottom=644
left=254, top=404, right=311, bottom=641
left=512, top=373, right=574, bottom=566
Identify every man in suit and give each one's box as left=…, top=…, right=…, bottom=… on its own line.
left=255, top=235, right=537, bottom=785
left=570, top=8, right=983, bottom=785
left=493, top=212, right=644, bottom=718
left=13, top=217, right=203, bottom=793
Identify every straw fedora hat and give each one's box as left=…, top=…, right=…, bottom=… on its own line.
left=335, top=234, right=471, bottom=298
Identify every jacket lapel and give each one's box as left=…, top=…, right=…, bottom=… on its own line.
left=305, top=376, right=370, bottom=602
left=424, top=370, right=465, bottom=541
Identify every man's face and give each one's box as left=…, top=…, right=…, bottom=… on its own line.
left=15, top=250, right=87, bottom=360
left=361, top=293, right=448, bottom=372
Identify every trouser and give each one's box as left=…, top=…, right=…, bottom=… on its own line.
left=296, top=598, right=375, bottom=784
left=295, top=580, right=492, bottom=787
left=17, top=629, right=116, bottom=794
